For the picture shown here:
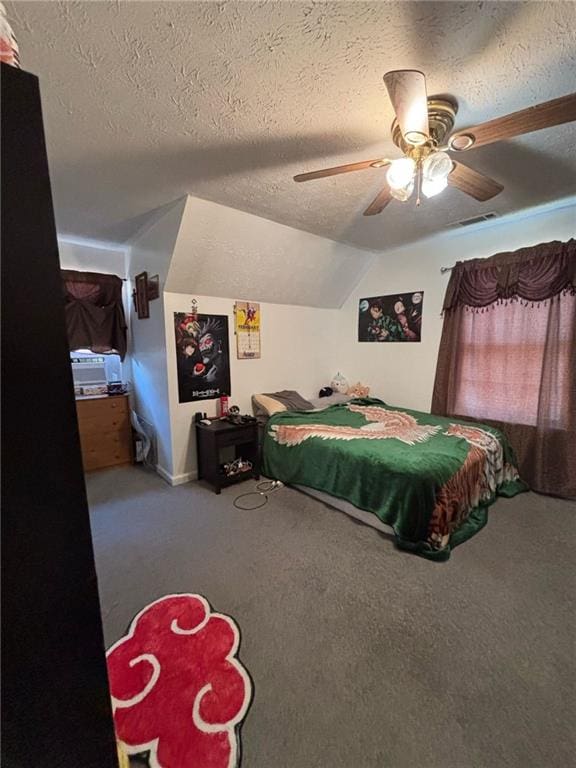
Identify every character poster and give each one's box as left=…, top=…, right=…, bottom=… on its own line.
left=174, top=313, right=231, bottom=402
left=358, top=292, right=423, bottom=342
left=234, top=301, right=261, bottom=359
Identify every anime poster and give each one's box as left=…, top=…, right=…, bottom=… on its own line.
left=234, top=301, right=261, bottom=359
left=174, top=313, right=231, bottom=402
left=358, top=292, right=423, bottom=342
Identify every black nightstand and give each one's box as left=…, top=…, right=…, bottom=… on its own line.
left=196, top=419, right=260, bottom=494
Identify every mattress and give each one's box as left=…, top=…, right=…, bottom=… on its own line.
left=261, top=397, right=528, bottom=560
left=293, top=484, right=392, bottom=534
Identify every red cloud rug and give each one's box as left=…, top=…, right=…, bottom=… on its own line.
left=106, top=594, right=253, bottom=767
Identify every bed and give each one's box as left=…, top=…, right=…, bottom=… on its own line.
left=259, top=396, right=527, bottom=561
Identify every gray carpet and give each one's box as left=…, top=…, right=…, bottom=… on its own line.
left=87, top=466, right=576, bottom=768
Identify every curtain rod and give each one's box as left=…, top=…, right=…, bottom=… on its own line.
left=440, top=265, right=454, bottom=273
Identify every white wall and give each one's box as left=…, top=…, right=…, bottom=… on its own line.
left=333, top=200, right=576, bottom=413
left=165, top=196, right=374, bottom=308
left=164, top=292, right=338, bottom=481
left=127, top=199, right=187, bottom=476
left=58, top=237, right=127, bottom=276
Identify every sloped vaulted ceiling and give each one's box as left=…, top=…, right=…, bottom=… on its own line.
left=165, top=196, right=373, bottom=308
left=9, top=1, right=576, bottom=251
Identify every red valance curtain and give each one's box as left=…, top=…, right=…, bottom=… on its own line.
left=62, top=270, right=127, bottom=360
left=433, top=239, right=576, bottom=499
left=441, top=239, right=576, bottom=310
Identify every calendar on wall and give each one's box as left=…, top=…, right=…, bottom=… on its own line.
left=234, top=301, right=261, bottom=359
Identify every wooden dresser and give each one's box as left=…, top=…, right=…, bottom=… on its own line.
left=75, top=395, right=132, bottom=472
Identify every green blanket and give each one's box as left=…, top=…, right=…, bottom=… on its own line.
left=262, top=398, right=527, bottom=561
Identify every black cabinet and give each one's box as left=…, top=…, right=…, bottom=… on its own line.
left=196, top=420, right=260, bottom=494
left=1, top=63, right=117, bottom=766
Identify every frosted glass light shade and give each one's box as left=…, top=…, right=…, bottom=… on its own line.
left=390, top=181, right=414, bottom=202
left=386, top=157, right=416, bottom=190
left=422, top=151, right=453, bottom=182
left=422, top=176, right=448, bottom=198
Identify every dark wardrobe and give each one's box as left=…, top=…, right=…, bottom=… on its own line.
left=1, top=63, right=118, bottom=765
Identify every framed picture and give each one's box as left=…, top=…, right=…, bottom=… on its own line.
left=147, top=274, right=160, bottom=301
left=358, top=292, right=423, bottom=342
left=234, top=301, right=261, bottom=359
left=174, top=312, right=231, bottom=403
left=135, top=271, right=149, bottom=319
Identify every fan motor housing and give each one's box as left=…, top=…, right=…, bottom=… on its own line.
left=392, top=97, right=457, bottom=153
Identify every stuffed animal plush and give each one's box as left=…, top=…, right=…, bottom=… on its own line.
left=331, top=372, right=349, bottom=394
left=347, top=381, right=370, bottom=398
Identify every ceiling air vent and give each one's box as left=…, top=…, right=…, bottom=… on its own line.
left=455, top=211, right=499, bottom=227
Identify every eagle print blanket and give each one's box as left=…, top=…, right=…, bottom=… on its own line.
left=262, top=398, right=527, bottom=560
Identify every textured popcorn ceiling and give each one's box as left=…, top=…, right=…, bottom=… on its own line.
left=9, top=0, right=576, bottom=250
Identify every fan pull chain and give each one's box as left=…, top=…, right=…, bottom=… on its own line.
left=416, top=162, right=422, bottom=207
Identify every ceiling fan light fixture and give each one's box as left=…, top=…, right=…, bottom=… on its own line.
left=422, top=176, right=448, bottom=198
left=390, top=181, right=414, bottom=202
left=386, top=157, right=416, bottom=190
left=449, top=133, right=475, bottom=151
left=404, top=130, right=428, bottom=146
left=423, top=151, right=453, bottom=182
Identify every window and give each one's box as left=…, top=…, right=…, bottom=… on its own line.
left=451, top=296, right=573, bottom=428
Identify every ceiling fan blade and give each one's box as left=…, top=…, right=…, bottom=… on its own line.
left=448, top=161, right=504, bottom=201
left=294, top=159, right=389, bottom=182
left=363, top=186, right=393, bottom=216
left=449, top=93, right=576, bottom=151
left=383, top=69, right=429, bottom=146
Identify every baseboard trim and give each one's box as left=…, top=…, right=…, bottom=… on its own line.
left=155, top=464, right=197, bottom=486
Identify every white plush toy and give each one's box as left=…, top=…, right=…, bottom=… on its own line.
left=331, top=372, right=349, bottom=394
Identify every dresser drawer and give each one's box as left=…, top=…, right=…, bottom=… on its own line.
left=80, top=430, right=132, bottom=471
left=76, top=396, right=129, bottom=416
left=76, top=396, right=130, bottom=433
left=79, top=410, right=129, bottom=435
left=76, top=396, right=132, bottom=471
left=218, top=426, right=257, bottom=447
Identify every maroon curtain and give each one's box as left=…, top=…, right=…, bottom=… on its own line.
left=62, top=270, right=127, bottom=360
left=432, top=240, right=576, bottom=499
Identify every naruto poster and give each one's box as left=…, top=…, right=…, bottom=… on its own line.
left=174, top=313, right=231, bottom=402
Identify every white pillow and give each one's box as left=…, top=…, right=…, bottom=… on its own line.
left=252, top=393, right=287, bottom=416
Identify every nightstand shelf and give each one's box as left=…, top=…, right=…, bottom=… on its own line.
left=196, top=419, right=260, bottom=494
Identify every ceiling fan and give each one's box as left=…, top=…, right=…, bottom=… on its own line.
left=294, top=70, right=576, bottom=216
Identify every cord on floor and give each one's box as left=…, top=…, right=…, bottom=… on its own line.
left=233, top=480, right=284, bottom=510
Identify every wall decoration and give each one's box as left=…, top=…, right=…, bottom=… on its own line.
left=134, top=271, right=150, bottom=319
left=234, top=301, right=261, bottom=359
left=358, top=292, right=423, bottom=342
left=174, top=312, right=231, bottom=402
left=147, top=274, right=160, bottom=301
left=133, top=271, right=160, bottom=318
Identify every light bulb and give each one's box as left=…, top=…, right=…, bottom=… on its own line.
left=422, top=151, right=453, bottom=182
left=386, top=157, right=416, bottom=190
left=390, top=181, right=414, bottom=202
left=422, top=176, right=448, bottom=198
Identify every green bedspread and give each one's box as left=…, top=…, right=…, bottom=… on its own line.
left=261, top=398, right=527, bottom=560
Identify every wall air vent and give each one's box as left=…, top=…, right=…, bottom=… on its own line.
left=455, top=211, right=499, bottom=227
